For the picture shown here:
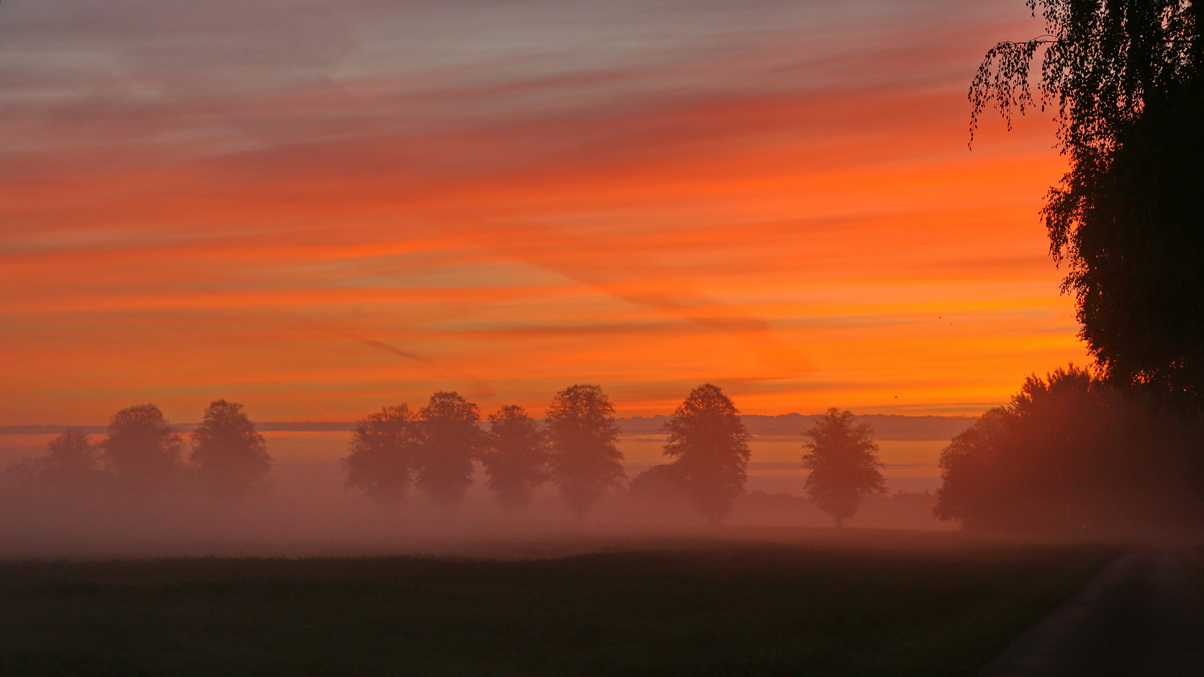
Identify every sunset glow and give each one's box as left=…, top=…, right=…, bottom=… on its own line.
left=0, top=0, right=1088, bottom=425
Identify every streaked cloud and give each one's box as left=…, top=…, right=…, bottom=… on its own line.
left=0, top=1, right=1086, bottom=425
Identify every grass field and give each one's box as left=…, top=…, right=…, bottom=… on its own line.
left=0, top=532, right=1115, bottom=677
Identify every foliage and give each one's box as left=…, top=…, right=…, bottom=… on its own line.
left=801, top=408, right=886, bottom=527
left=415, top=391, right=483, bottom=505
left=970, top=1, right=1204, bottom=399
left=482, top=405, right=549, bottom=510
left=2, top=429, right=102, bottom=492
left=661, top=383, right=751, bottom=523
left=100, top=404, right=183, bottom=492
left=935, top=365, right=1203, bottom=533
left=970, top=1, right=1200, bottom=153
left=1047, top=81, right=1204, bottom=398
left=545, top=384, right=625, bottom=518
left=345, top=405, right=419, bottom=502
left=42, top=429, right=101, bottom=489
left=190, top=400, right=271, bottom=497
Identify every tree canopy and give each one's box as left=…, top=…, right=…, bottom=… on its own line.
left=41, top=429, right=100, bottom=489
left=971, top=1, right=1204, bottom=400
left=415, top=391, right=483, bottom=505
left=190, top=400, right=271, bottom=497
left=661, top=384, right=751, bottom=523
left=345, top=405, right=419, bottom=502
left=101, top=404, right=183, bottom=492
left=545, top=384, right=626, bottom=518
left=801, top=409, right=885, bottom=527
left=935, top=365, right=1202, bottom=534
left=483, top=405, right=549, bottom=510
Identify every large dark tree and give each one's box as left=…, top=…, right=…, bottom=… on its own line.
left=190, top=400, right=271, bottom=497
left=482, top=405, right=549, bottom=510
left=545, top=384, right=625, bottom=518
left=971, top=1, right=1204, bottom=400
left=344, top=404, right=419, bottom=502
left=935, top=365, right=1202, bottom=533
left=662, top=384, right=751, bottom=523
left=801, top=409, right=885, bottom=528
left=415, top=391, right=483, bottom=505
left=101, top=404, right=183, bottom=492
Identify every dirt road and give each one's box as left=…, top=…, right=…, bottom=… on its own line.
left=977, top=550, right=1204, bottom=676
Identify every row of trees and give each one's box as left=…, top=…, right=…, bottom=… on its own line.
left=12, top=384, right=890, bottom=526
left=12, top=401, right=271, bottom=497
left=348, top=384, right=765, bottom=519
left=347, top=384, right=888, bottom=525
left=343, top=385, right=624, bottom=517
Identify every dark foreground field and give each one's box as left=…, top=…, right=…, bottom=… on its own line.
left=0, top=532, right=1117, bottom=677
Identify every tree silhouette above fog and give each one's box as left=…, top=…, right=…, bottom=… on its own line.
left=44, top=428, right=100, bottom=488
left=102, top=404, right=183, bottom=492
left=801, top=409, right=885, bottom=528
left=661, top=384, right=751, bottom=524
left=5, top=428, right=102, bottom=491
left=482, top=405, right=549, bottom=510
left=972, top=0, right=1204, bottom=401
left=345, top=404, right=419, bottom=502
left=415, top=391, right=484, bottom=506
left=545, top=384, right=625, bottom=518
left=190, top=400, right=271, bottom=497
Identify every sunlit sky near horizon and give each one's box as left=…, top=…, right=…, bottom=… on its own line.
left=1, top=0, right=1089, bottom=426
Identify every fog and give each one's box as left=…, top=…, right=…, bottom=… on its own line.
left=4, top=388, right=1199, bottom=561
left=0, top=451, right=949, bottom=561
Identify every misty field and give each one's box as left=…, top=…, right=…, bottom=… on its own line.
left=0, top=532, right=1116, bottom=677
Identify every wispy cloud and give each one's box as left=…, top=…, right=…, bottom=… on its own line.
left=0, top=1, right=1084, bottom=425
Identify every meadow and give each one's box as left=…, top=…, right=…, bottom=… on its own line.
left=0, top=531, right=1116, bottom=677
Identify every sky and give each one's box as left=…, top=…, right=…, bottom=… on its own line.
left=0, top=0, right=1089, bottom=426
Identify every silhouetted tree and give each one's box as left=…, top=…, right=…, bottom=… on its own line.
left=935, top=365, right=1203, bottom=533
left=662, top=384, right=751, bottom=523
left=1049, top=82, right=1204, bottom=400
left=42, top=428, right=101, bottom=489
left=415, top=392, right=483, bottom=505
left=545, top=384, right=625, bottom=518
left=3, top=429, right=103, bottom=491
left=190, top=400, right=271, bottom=497
left=344, top=405, right=419, bottom=502
left=932, top=408, right=1013, bottom=530
left=482, top=405, right=549, bottom=510
left=101, top=404, right=183, bottom=492
left=972, top=1, right=1204, bottom=400
left=801, top=409, right=885, bottom=527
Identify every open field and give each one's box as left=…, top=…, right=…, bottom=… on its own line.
left=0, top=531, right=1117, bottom=677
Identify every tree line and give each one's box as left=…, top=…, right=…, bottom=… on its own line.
left=343, top=384, right=625, bottom=518
left=345, top=384, right=885, bottom=524
left=9, top=384, right=890, bottom=526
left=8, top=400, right=270, bottom=497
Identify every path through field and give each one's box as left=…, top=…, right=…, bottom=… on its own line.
left=977, top=551, right=1204, bottom=676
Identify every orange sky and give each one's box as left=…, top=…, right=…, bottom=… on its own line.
left=0, top=0, right=1089, bottom=425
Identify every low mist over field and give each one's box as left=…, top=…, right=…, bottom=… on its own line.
left=0, top=411, right=958, bottom=560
